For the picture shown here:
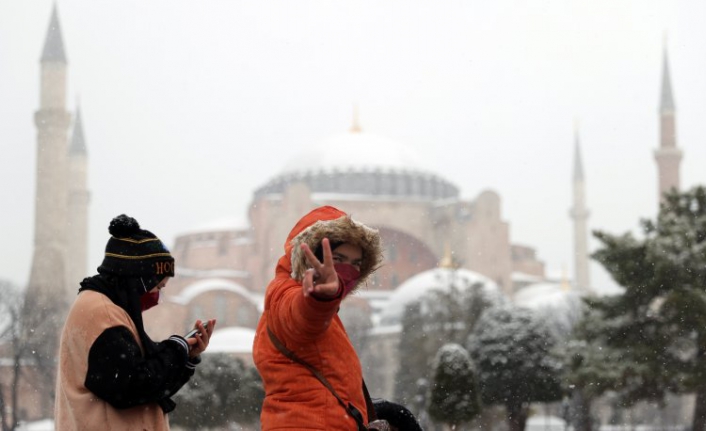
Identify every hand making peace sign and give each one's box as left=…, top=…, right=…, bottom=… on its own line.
left=300, top=238, right=341, bottom=299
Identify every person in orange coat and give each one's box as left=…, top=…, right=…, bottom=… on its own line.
left=253, top=206, right=384, bottom=430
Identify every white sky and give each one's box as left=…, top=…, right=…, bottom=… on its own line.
left=1, top=1, right=705, bottom=294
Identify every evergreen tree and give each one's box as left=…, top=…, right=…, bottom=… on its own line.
left=561, top=303, right=631, bottom=431
left=428, top=343, right=481, bottom=429
left=394, top=275, right=495, bottom=408
left=394, top=301, right=429, bottom=409
left=467, top=305, right=562, bottom=431
left=590, top=186, right=706, bottom=431
left=171, top=354, right=264, bottom=429
left=236, top=365, right=265, bottom=424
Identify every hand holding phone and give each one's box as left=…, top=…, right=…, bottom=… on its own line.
left=185, top=321, right=209, bottom=338
left=184, top=318, right=216, bottom=358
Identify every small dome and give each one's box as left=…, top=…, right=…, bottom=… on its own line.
left=513, top=282, right=579, bottom=310
left=206, top=326, right=256, bottom=354
left=513, top=282, right=584, bottom=336
left=380, top=267, right=501, bottom=326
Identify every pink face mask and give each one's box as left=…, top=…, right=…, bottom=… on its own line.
left=140, top=291, right=160, bottom=312
left=334, top=263, right=361, bottom=297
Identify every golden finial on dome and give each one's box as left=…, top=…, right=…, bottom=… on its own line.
left=438, top=242, right=457, bottom=269
left=350, top=103, right=362, bottom=133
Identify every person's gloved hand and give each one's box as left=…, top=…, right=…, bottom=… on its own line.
left=372, top=399, right=423, bottom=431
left=368, top=419, right=392, bottom=431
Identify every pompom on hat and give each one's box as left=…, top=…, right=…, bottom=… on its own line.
left=97, top=214, right=175, bottom=278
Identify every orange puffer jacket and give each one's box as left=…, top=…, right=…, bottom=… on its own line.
left=253, top=206, right=383, bottom=430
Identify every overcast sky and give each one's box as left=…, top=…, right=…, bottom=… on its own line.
left=1, top=1, right=705, bottom=294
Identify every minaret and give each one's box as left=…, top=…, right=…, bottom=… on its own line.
left=654, top=43, right=682, bottom=205
left=67, top=105, right=90, bottom=294
left=28, top=4, right=71, bottom=300
left=23, top=5, right=72, bottom=416
left=569, top=124, right=591, bottom=293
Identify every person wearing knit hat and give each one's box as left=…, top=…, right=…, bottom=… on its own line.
left=55, top=214, right=216, bottom=431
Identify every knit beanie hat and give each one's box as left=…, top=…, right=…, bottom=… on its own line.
left=97, top=214, right=175, bottom=278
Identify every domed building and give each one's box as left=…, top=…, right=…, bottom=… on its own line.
left=144, top=122, right=547, bottom=365
left=379, top=266, right=502, bottom=327
left=363, top=263, right=505, bottom=397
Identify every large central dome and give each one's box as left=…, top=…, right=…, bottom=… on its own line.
left=255, top=130, right=459, bottom=201
left=281, top=131, right=429, bottom=174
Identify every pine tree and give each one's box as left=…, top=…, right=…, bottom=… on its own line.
left=170, top=354, right=264, bottom=429
left=428, top=343, right=481, bottom=429
left=394, top=301, right=430, bottom=409
left=394, top=276, right=495, bottom=409
left=561, top=303, right=632, bottom=431
left=467, top=305, right=562, bottom=431
left=590, top=186, right=706, bottom=431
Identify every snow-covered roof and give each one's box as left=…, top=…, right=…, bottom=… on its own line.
left=513, top=282, right=579, bottom=310
left=511, top=271, right=544, bottom=283
left=166, top=278, right=258, bottom=306
left=204, top=326, right=256, bottom=354
left=280, top=131, right=433, bottom=175
left=380, top=267, right=501, bottom=326
left=254, top=130, right=458, bottom=200
left=513, top=282, right=585, bottom=336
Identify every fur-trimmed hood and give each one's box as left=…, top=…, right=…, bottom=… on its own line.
left=255, top=205, right=381, bottom=429
left=283, top=206, right=383, bottom=287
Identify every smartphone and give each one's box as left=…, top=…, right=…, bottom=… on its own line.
left=185, top=321, right=209, bottom=338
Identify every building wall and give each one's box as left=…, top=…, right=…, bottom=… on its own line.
left=156, top=180, right=528, bottom=339
left=512, top=244, right=545, bottom=278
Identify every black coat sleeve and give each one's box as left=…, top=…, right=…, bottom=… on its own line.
left=84, top=326, right=197, bottom=410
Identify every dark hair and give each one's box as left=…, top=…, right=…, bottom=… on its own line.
left=313, top=240, right=344, bottom=262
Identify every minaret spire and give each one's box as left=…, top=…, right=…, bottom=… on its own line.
left=70, top=106, right=87, bottom=155
left=660, top=35, right=674, bottom=112
left=569, top=123, right=591, bottom=294
left=41, top=4, right=67, bottom=64
left=68, top=103, right=91, bottom=289
left=654, top=41, right=682, bottom=205
left=573, top=119, right=584, bottom=182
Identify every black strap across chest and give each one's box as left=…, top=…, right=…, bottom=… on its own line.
left=267, top=325, right=377, bottom=430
